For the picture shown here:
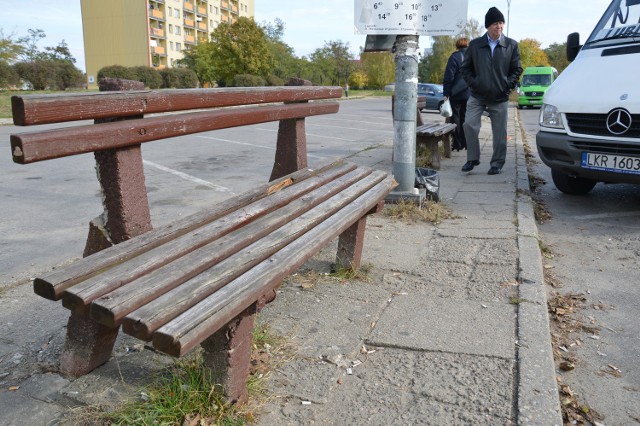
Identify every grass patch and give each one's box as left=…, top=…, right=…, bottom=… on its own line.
left=81, top=355, right=247, bottom=425
left=71, top=321, right=295, bottom=425
left=384, top=198, right=453, bottom=224
left=345, top=89, right=394, bottom=98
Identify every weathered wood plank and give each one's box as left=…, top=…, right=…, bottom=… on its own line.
left=123, top=172, right=391, bottom=342
left=11, top=86, right=343, bottom=126
left=34, top=160, right=350, bottom=300
left=11, top=102, right=339, bottom=164
left=60, top=163, right=358, bottom=311
left=150, top=176, right=396, bottom=356
left=89, top=167, right=377, bottom=327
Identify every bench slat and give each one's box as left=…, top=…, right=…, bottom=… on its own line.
left=12, top=86, right=343, bottom=126
left=11, top=102, right=339, bottom=164
left=122, top=170, right=390, bottom=342
left=150, top=176, right=396, bottom=356
left=34, top=160, right=351, bottom=301
left=88, top=167, right=377, bottom=327
left=59, top=162, right=358, bottom=311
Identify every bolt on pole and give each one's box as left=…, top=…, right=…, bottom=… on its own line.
left=392, top=34, right=420, bottom=194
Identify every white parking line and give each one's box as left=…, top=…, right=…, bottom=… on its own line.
left=252, top=127, right=356, bottom=142
left=195, top=135, right=328, bottom=159
left=143, top=160, right=235, bottom=194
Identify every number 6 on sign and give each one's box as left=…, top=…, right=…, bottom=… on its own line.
left=354, top=0, right=468, bottom=35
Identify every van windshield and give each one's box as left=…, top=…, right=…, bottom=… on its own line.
left=521, top=74, right=551, bottom=86
left=585, top=0, right=640, bottom=47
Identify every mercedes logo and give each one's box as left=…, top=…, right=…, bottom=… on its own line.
left=606, top=108, right=632, bottom=135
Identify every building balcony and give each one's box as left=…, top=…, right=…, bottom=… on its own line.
left=150, top=27, right=165, bottom=38
left=184, top=35, right=195, bottom=44
left=184, top=1, right=194, bottom=12
left=150, top=9, right=165, bottom=20
left=197, top=21, right=207, bottom=31
left=197, top=5, right=207, bottom=15
left=150, top=0, right=164, bottom=3
left=152, top=46, right=166, bottom=55
left=231, top=5, right=238, bottom=13
left=221, top=1, right=229, bottom=9
left=184, top=18, right=195, bottom=28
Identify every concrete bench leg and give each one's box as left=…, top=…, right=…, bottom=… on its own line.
left=201, top=304, right=257, bottom=404
left=60, top=312, right=119, bottom=377
left=336, top=202, right=384, bottom=270
left=443, top=133, right=452, bottom=158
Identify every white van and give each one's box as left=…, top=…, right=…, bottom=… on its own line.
left=536, top=0, right=640, bottom=194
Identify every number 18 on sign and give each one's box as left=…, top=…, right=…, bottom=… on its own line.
left=354, top=0, right=468, bottom=35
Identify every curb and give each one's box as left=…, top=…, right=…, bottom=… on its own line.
left=513, top=109, right=563, bottom=425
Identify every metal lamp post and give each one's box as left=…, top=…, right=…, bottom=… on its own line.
left=507, top=0, right=511, bottom=37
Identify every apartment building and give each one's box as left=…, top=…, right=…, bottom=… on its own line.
left=81, top=0, right=255, bottom=89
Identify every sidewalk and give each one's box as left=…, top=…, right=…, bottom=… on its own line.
left=0, top=106, right=562, bottom=425
left=255, top=106, right=562, bottom=425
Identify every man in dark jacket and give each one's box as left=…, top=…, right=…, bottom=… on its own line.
left=460, top=6, right=523, bottom=174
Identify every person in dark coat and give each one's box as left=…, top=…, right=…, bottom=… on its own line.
left=442, top=37, right=470, bottom=151
left=460, top=6, right=523, bottom=174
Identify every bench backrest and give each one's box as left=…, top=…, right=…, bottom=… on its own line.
left=10, top=86, right=342, bottom=164
left=9, top=81, right=342, bottom=251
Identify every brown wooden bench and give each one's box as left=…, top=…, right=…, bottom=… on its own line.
left=9, top=79, right=396, bottom=404
left=416, top=121, right=457, bottom=170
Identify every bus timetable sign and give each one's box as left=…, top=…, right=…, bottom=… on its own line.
left=354, top=0, right=468, bottom=35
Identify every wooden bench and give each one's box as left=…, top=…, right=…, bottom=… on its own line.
left=416, top=121, right=457, bottom=170
left=9, top=79, right=396, bottom=404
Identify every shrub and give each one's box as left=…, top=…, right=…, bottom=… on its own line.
left=231, top=74, right=266, bottom=87
left=130, top=66, right=162, bottom=89
left=97, top=65, right=136, bottom=81
left=159, top=67, right=198, bottom=88
left=265, top=74, right=284, bottom=86
left=0, top=62, right=20, bottom=88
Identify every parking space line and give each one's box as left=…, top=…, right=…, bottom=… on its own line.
left=143, top=160, right=235, bottom=194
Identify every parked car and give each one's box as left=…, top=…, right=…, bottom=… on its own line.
left=417, top=83, right=445, bottom=111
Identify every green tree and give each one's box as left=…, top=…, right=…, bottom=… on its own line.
left=261, top=19, right=301, bottom=81
left=13, top=59, right=51, bottom=90
left=544, top=42, right=570, bottom=73
left=348, top=69, right=368, bottom=89
left=0, top=61, right=19, bottom=88
left=309, top=40, right=355, bottom=86
left=207, top=17, right=273, bottom=86
left=20, top=28, right=46, bottom=61
left=0, top=29, right=26, bottom=64
left=41, top=40, right=76, bottom=63
left=518, top=38, right=550, bottom=71
left=419, top=36, right=455, bottom=83
left=360, top=52, right=394, bottom=89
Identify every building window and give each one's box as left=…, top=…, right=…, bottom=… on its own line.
left=169, top=24, right=173, bottom=33
left=170, top=41, right=174, bottom=50
left=173, top=9, right=180, bottom=18
left=175, top=26, right=181, bottom=35
left=168, top=6, right=172, bottom=15
left=176, top=43, right=182, bottom=51
left=214, top=7, right=218, bottom=15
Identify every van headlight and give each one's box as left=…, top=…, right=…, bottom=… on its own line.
left=539, top=104, right=565, bottom=129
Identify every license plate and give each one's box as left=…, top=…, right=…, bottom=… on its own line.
left=581, top=152, right=640, bottom=175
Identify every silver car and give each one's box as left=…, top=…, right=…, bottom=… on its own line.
left=417, top=83, right=445, bottom=111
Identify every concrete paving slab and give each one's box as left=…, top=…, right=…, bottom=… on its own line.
left=368, top=295, right=516, bottom=359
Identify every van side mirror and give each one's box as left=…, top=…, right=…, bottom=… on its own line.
left=567, top=32, right=581, bottom=62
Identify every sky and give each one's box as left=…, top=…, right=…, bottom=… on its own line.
left=0, top=0, right=611, bottom=73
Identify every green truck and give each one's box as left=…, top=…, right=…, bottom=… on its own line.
left=517, top=66, right=558, bottom=109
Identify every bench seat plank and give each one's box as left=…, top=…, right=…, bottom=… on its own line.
left=150, top=175, right=395, bottom=356
left=12, top=86, right=343, bottom=126
left=11, top=102, right=339, bottom=164
left=87, top=167, right=380, bottom=328
left=34, top=160, right=348, bottom=301
left=61, top=163, right=362, bottom=313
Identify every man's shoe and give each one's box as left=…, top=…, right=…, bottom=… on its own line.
left=461, top=160, right=480, bottom=172
left=487, top=166, right=502, bottom=175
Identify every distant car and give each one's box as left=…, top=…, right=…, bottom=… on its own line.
left=417, top=83, right=445, bottom=111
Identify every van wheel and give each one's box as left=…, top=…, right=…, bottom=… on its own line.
left=518, top=105, right=523, bottom=109
left=551, top=169, right=597, bottom=195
